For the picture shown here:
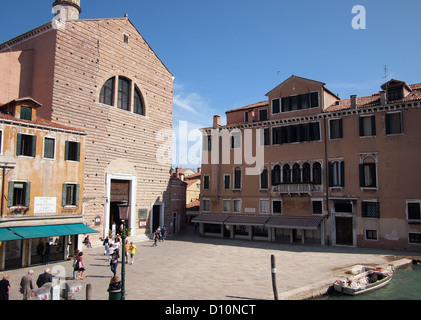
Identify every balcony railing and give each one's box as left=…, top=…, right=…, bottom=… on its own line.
left=272, top=183, right=321, bottom=195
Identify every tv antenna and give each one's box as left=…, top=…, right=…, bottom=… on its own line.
left=382, top=65, right=390, bottom=82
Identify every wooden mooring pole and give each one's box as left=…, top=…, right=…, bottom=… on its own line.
left=271, top=254, right=279, bottom=300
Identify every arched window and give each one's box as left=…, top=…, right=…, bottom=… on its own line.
left=271, top=165, right=281, bottom=186
left=313, top=162, right=322, bottom=185
left=292, top=163, right=301, bottom=183
left=118, top=77, right=130, bottom=111
left=99, top=77, right=114, bottom=106
left=282, top=164, right=291, bottom=184
left=133, top=87, right=145, bottom=115
left=302, top=163, right=311, bottom=183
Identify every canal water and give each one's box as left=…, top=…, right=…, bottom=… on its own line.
left=318, top=264, right=421, bottom=300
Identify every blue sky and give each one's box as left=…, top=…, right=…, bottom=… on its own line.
left=1, top=0, right=421, bottom=168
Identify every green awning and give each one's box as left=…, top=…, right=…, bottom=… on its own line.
left=0, top=228, right=23, bottom=241
left=8, top=223, right=99, bottom=239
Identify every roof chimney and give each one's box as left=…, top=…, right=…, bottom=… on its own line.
left=52, top=0, right=82, bottom=21
left=213, top=115, right=221, bottom=128
left=380, top=91, right=386, bottom=105
left=350, top=95, right=357, bottom=109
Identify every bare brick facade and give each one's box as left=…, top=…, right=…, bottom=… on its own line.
left=0, top=7, right=173, bottom=240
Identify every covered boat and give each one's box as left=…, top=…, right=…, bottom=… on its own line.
left=333, top=265, right=395, bottom=295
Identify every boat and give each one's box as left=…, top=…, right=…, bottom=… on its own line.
left=333, top=265, right=395, bottom=295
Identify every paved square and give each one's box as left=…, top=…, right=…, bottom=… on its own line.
left=4, top=226, right=417, bottom=300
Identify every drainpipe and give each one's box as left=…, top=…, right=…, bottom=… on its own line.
left=323, top=117, right=330, bottom=245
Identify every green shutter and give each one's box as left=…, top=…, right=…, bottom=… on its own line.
left=76, top=142, right=80, bottom=162
left=65, top=141, right=69, bottom=160
left=16, top=134, right=22, bottom=156
left=31, top=136, right=37, bottom=157
left=7, top=182, right=14, bottom=207
left=24, top=182, right=31, bottom=207
left=62, top=184, right=67, bottom=206
left=75, top=184, right=80, bottom=206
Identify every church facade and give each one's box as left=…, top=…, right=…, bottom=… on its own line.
left=0, top=1, right=174, bottom=242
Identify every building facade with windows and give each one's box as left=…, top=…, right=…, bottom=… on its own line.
left=196, top=75, right=421, bottom=251
left=0, top=97, right=94, bottom=270
left=0, top=1, right=174, bottom=243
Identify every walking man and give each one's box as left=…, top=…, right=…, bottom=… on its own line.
left=20, top=269, right=34, bottom=300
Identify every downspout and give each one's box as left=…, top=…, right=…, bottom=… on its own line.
left=323, top=116, right=330, bottom=245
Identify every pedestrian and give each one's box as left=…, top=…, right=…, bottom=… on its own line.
left=20, top=269, right=34, bottom=300
left=108, top=243, right=115, bottom=266
left=152, top=229, right=159, bottom=247
left=44, top=242, right=51, bottom=265
left=157, top=226, right=162, bottom=241
left=72, top=250, right=80, bottom=280
left=36, top=268, right=53, bottom=288
left=129, top=242, right=140, bottom=264
left=114, top=236, right=121, bottom=252
left=76, top=251, right=85, bottom=280
left=0, top=275, right=10, bottom=300
left=103, top=236, right=109, bottom=256
left=124, top=239, right=130, bottom=264
left=84, top=235, right=92, bottom=248
left=110, top=248, right=119, bottom=276
left=162, top=225, right=167, bottom=241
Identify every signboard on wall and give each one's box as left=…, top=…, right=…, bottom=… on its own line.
left=34, top=197, right=57, bottom=214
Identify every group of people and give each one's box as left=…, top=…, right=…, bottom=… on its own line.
left=152, top=225, right=167, bottom=247
left=0, top=268, right=54, bottom=300
left=103, top=236, right=140, bottom=276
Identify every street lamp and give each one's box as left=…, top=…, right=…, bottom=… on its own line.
left=117, top=199, right=129, bottom=300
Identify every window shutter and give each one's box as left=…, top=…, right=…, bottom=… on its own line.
left=31, top=136, right=37, bottom=157
left=371, top=116, right=376, bottom=136
left=76, top=142, right=80, bottom=162
left=338, top=119, right=343, bottom=138
left=24, top=182, right=31, bottom=207
left=359, top=164, right=365, bottom=187
left=16, top=134, right=22, bottom=156
left=359, top=117, right=364, bottom=136
left=385, top=114, right=391, bottom=134
left=75, top=184, right=80, bottom=206
left=62, top=184, right=67, bottom=206
left=340, top=161, right=345, bottom=187
left=65, top=141, right=69, bottom=160
left=7, top=182, right=14, bottom=207
left=328, top=162, right=333, bottom=187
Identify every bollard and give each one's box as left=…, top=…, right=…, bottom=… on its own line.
left=86, top=283, right=92, bottom=300
left=271, top=254, right=279, bottom=300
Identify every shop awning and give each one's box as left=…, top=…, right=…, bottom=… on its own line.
left=8, top=223, right=99, bottom=239
left=266, top=216, right=325, bottom=230
left=0, top=228, right=23, bottom=241
left=191, top=214, right=230, bottom=225
left=224, top=215, right=271, bottom=226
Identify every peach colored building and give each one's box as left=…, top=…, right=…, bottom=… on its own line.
left=0, top=97, right=93, bottom=270
left=0, top=0, right=174, bottom=243
left=195, top=75, right=421, bottom=251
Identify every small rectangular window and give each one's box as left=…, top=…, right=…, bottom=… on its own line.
left=259, top=109, right=268, bottom=121
left=260, top=200, right=270, bottom=214
left=312, top=200, right=323, bottom=215
left=43, top=138, right=55, bottom=159
left=223, top=175, right=231, bottom=189
left=65, top=141, right=80, bottom=162
left=20, top=106, right=32, bottom=120
left=62, top=183, right=79, bottom=206
left=8, top=181, right=31, bottom=207
left=366, top=230, right=378, bottom=240
left=233, top=199, right=241, bottom=213
left=202, top=199, right=210, bottom=212
left=272, top=99, right=280, bottom=114
left=203, top=175, right=210, bottom=190
left=359, top=115, right=376, bottom=137
left=407, top=202, right=421, bottom=220
left=17, top=134, right=36, bottom=157
left=386, top=112, right=402, bottom=135
left=272, top=200, right=282, bottom=214
left=222, top=200, right=231, bottom=212
left=329, top=119, right=343, bottom=139
left=409, top=233, right=421, bottom=244
left=260, top=169, right=268, bottom=189
left=362, top=201, right=380, bottom=218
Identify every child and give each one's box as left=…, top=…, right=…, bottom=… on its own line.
left=129, top=242, right=140, bottom=264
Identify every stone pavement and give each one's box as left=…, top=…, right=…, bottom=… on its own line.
left=4, top=225, right=420, bottom=300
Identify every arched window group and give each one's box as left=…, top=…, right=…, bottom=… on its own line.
left=271, top=162, right=322, bottom=186
left=99, top=76, right=145, bottom=116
